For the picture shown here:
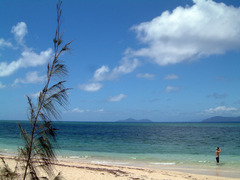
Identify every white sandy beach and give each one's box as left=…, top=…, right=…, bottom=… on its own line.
left=1, top=155, right=239, bottom=180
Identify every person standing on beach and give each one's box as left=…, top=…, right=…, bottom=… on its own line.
left=216, top=147, right=221, bottom=164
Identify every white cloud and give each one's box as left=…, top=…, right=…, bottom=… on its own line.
left=0, top=48, right=52, bottom=77
left=164, top=74, right=179, bottom=80
left=129, top=0, right=240, bottom=66
left=96, top=108, right=104, bottom=112
left=0, top=82, right=6, bottom=89
left=66, top=108, right=104, bottom=113
left=0, top=61, right=21, bottom=77
left=0, top=38, right=13, bottom=48
left=29, top=91, right=41, bottom=99
left=137, top=73, right=155, bottom=79
left=79, top=83, right=103, bottom=92
left=13, top=71, right=46, bottom=86
left=93, top=58, right=140, bottom=82
left=0, top=22, right=53, bottom=77
left=205, top=106, right=238, bottom=114
left=72, top=108, right=85, bottom=113
left=107, top=94, right=127, bottom=102
left=20, top=48, right=53, bottom=67
left=11, top=22, right=28, bottom=44
left=165, top=86, right=179, bottom=92
left=110, top=58, right=140, bottom=79
left=93, top=65, right=110, bottom=81
left=84, top=58, right=140, bottom=92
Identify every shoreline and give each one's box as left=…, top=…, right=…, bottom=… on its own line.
left=56, top=152, right=240, bottom=179
left=1, top=154, right=239, bottom=180
left=60, top=156, right=240, bottom=179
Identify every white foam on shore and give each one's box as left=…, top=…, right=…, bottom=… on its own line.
left=69, top=156, right=80, bottom=159
left=150, top=162, right=176, bottom=165
left=198, top=160, right=207, bottom=163
left=91, top=160, right=129, bottom=165
left=58, top=155, right=91, bottom=160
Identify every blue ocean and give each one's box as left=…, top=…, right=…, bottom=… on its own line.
left=0, top=120, right=240, bottom=178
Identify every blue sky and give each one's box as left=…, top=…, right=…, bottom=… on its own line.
left=0, top=0, right=240, bottom=122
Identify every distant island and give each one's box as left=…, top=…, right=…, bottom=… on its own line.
left=116, top=118, right=152, bottom=123
left=202, top=116, right=240, bottom=123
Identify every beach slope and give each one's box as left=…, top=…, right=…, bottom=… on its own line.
left=0, top=155, right=238, bottom=180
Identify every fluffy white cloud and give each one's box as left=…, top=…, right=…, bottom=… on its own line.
left=0, top=61, right=21, bottom=77
left=107, top=94, right=127, bottom=102
left=13, top=71, right=46, bottom=86
left=0, top=48, right=53, bottom=77
left=20, top=48, right=52, bottom=67
left=79, top=83, right=103, bottom=92
left=0, top=38, right=13, bottom=48
left=84, top=58, right=140, bottom=92
left=93, top=65, right=110, bottom=81
left=0, top=82, right=6, bottom=89
left=164, top=74, right=179, bottom=80
left=205, top=106, right=238, bottom=114
left=137, top=73, right=155, bottom=79
left=129, top=0, right=240, bottom=65
left=93, top=58, right=140, bottom=82
left=165, top=86, right=179, bottom=92
left=0, top=22, right=53, bottom=77
left=110, top=58, right=140, bottom=79
left=11, top=22, right=28, bottom=44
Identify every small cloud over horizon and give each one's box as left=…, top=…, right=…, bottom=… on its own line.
left=165, top=86, right=180, bottom=93
left=65, top=107, right=104, bottom=113
left=164, top=74, right=179, bottom=80
left=137, top=73, right=155, bottom=79
left=107, top=94, right=127, bottom=102
left=205, top=106, right=238, bottom=114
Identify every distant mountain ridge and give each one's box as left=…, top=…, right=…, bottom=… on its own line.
left=116, top=118, right=152, bottom=123
left=202, top=116, right=240, bottom=123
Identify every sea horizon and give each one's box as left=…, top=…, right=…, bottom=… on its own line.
left=1, top=119, right=238, bottom=123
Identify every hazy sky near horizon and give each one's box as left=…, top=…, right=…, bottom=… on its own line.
left=0, top=0, right=240, bottom=122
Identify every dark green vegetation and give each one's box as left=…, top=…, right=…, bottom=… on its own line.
left=0, top=0, right=71, bottom=179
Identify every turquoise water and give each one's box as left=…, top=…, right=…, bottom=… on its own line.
left=0, top=120, right=240, bottom=178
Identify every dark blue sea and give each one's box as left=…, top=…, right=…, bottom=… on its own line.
left=0, top=120, right=240, bottom=178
